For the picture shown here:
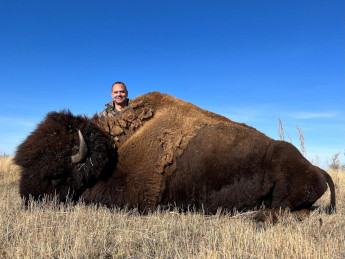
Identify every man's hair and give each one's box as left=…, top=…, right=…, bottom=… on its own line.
left=111, top=81, right=127, bottom=92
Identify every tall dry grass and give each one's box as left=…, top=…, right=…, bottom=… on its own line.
left=0, top=156, right=344, bottom=259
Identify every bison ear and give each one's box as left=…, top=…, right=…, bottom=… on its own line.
left=71, top=130, right=88, bottom=163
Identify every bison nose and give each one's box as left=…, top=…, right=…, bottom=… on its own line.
left=52, top=179, right=62, bottom=186
left=51, top=171, right=65, bottom=186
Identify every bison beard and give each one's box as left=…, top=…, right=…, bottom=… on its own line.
left=14, top=92, right=336, bottom=215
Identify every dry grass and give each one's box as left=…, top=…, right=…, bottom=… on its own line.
left=0, top=156, right=344, bottom=259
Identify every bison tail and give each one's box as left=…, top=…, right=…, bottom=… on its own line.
left=323, top=170, right=336, bottom=214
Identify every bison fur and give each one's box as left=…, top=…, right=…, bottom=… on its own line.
left=14, top=92, right=336, bottom=214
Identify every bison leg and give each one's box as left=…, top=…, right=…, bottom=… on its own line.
left=252, top=208, right=286, bottom=224
left=252, top=208, right=311, bottom=225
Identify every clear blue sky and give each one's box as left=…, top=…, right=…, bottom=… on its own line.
left=0, top=0, right=344, bottom=169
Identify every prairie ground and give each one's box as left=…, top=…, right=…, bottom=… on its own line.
left=0, top=155, right=344, bottom=259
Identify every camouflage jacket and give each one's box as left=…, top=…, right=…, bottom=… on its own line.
left=99, top=99, right=131, bottom=118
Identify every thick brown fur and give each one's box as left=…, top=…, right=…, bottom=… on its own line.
left=15, top=92, right=336, bottom=214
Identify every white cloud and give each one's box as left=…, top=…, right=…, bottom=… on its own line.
left=288, top=112, right=338, bottom=119
left=204, top=103, right=275, bottom=123
left=306, top=146, right=345, bottom=170
left=0, top=116, right=37, bottom=154
left=0, top=115, right=36, bottom=127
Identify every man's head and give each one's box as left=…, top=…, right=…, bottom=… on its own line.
left=111, top=81, right=128, bottom=108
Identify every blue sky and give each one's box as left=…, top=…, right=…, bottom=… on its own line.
left=0, top=0, right=344, bottom=169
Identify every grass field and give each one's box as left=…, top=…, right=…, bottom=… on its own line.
left=0, top=155, right=344, bottom=258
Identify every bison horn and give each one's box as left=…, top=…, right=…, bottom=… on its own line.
left=71, top=130, right=88, bottom=163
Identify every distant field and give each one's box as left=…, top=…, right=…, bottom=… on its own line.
left=0, top=156, right=344, bottom=259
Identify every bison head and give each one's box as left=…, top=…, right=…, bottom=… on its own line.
left=14, top=111, right=116, bottom=203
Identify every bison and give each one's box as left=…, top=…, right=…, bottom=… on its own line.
left=14, top=92, right=335, bottom=214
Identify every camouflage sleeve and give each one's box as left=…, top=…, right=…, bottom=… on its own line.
left=99, top=109, right=107, bottom=118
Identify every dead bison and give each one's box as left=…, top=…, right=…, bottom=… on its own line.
left=14, top=92, right=335, bottom=214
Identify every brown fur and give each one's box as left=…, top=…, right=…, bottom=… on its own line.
left=15, top=92, right=336, bottom=214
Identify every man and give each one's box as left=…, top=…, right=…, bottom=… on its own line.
left=100, top=81, right=130, bottom=118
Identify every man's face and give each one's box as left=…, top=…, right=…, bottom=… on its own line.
left=111, top=83, right=128, bottom=106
